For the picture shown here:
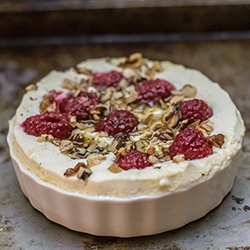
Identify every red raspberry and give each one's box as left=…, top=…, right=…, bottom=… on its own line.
left=92, top=70, right=123, bottom=88
left=135, top=79, right=175, bottom=103
left=22, top=113, right=73, bottom=139
left=181, top=99, right=212, bottom=121
left=169, top=128, right=212, bottom=160
left=59, top=91, right=99, bottom=122
left=95, top=110, right=139, bottom=136
left=117, top=150, right=152, bottom=170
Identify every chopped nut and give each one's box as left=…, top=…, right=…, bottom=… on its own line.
left=37, top=134, right=54, bottom=143
left=147, top=146, right=156, bottom=155
left=77, top=67, right=92, bottom=75
left=116, top=147, right=126, bottom=161
left=208, top=134, right=225, bottom=148
left=92, top=114, right=100, bottom=121
left=142, top=131, right=153, bottom=139
left=64, top=162, right=87, bottom=177
left=108, top=163, right=123, bottom=173
left=99, top=131, right=109, bottom=137
left=135, top=140, right=145, bottom=152
left=144, top=114, right=160, bottom=126
left=150, top=123, right=165, bottom=132
left=198, top=120, right=214, bottom=135
left=125, top=140, right=134, bottom=151
left=52, top=139, right=61, bottom=147
left=37, top=134, right=48, bottom=142
left=87, top=139, right=98, bottom=152
left=138, top=124, right=148, bottom=131
left=163, top=110, right=180, bottom=128
left=171, top=84, right=197, bottom=98
left=76, top=147, right=87, bottom=156
left=150, top=137, right=158, bottom=144
left=119, top=53, right=146, bottom=69
left=73, top=89, right=81, bottom=97
left=75, top=122, right=87, bottom=130
left=149, top=155, right=160, bottom=164
left=152, top=61, right=164, bottom=73
left=70, top=130, right=84, bottom=144
left=159, top=99, right=167, bottom=109
left=160, top=155, right=171, bottom=162
left=87, top=153, right=107, bottom=167
left=112, top=91, right=124, bottom=100
left=77, top=165, right=92, bottom=180
left=130, top=53, right=142, bottom=62
left=26, top=84, right=37, bottom=91
left=173, top=154, right=185, bottom=163
left=119, top=78, right=129, bottom=89
left=90, top=103, right=108, bottom=115
left=132, top=103, right=146, bottom=113
left=180, top=118, right=197, bottom=130
left=101, top=87, right=114, bottom=102
left=125, top=90, right=138, bottom=104
left=170, top=95, right=184, bottom=104
left=107, top=139, right=119, bottom=153
left=60, top=140, right=74, bottom=153
left=40, top=94, right=56, bottom=113
left=70, top=116, right=77, bottom=123
left=154, top=130, right=173, bottom=141
left=64, top=168, right=77, bottom=177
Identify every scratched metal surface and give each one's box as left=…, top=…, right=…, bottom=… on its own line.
left=1, top=41, right=250, bottom=249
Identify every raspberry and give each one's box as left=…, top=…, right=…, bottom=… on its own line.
left=59, top=91, right=99, bottom=122
left=117, top=150, right=152, bottom=170
left=95, top=110, right=139, bottom=136
left=22, top=113, right=73, bottom=139
left=135, top=79, right=175, bottom=103
left=169, top=128, right=212, bottom=160
left=92, top=70, right=123, bottom=88
left=181, top=99, right=212, bottom=121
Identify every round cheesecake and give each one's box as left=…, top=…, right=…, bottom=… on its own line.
left=9, top=54, right=244, bottom=199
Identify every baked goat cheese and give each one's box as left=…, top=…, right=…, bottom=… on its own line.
left=10, top=53, right=245, bottom=197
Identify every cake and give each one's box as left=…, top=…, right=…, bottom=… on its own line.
left=7, top=53, right=245, bottom=237
left=9, top=53, right=244, bottom=198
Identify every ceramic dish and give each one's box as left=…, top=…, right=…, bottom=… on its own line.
left=7, top=121, right=240, bottom=237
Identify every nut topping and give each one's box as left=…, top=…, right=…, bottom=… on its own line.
left=60, top=140, right=74, bottom=153
left=64, top=162, right=88, bottom=177
left=77, top=165, right=93, bottom=180
left=172, top=154, right=185, bottom=163
left=208, top=134, right=225, bottom=148
left=171, top=84, right=197, bottom=98
left=87, top=153, right=107, bottom=167
left=108, top=163, right=123, bottom=173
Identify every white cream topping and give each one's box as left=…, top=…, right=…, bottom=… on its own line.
left=11, top=58, right=245, bottom=197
